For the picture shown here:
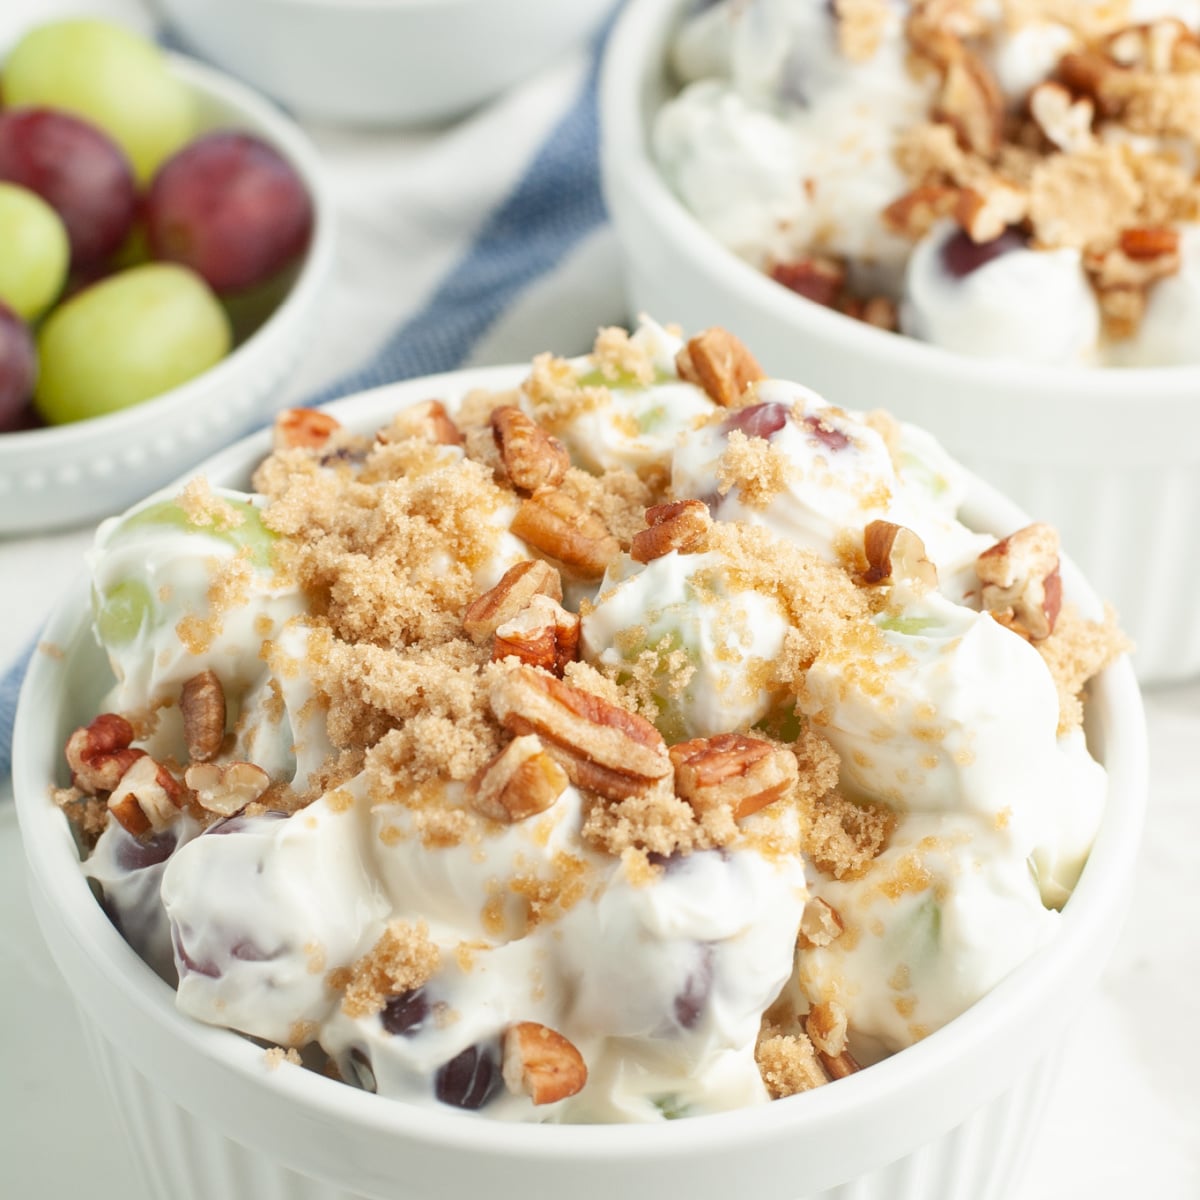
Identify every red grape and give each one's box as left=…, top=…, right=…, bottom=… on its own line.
left=721, top=401, right=789, bottom=440
left=0, top=301, right=37, bottom=432
left=940, top=227, right=1026, bottom=279
left=0, top=108, right=137, bottom=268
left=146, top=131, right=313, bottom=294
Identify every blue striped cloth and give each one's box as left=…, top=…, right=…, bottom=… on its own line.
left=0, top=22, right=613, bottom=784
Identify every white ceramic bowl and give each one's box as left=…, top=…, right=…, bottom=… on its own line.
left=0, top=53, right=334, bottom=537
left=153, top=0, right=618, bottom=126
left=14, top=367, right=1147, bottom=1200
left=600, top=0, right=1200, bottom=684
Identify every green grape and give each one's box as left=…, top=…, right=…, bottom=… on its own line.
left=0, top=183, right=69, bottom=320
left=94, top=578, right=155, bottom=646
left=3, top=19, right=195, bottom=183
left=652, top=1095, right=689, bottom=1120
left=34, top=264, right=231, bottom=425
left=114, top=495, right=277, bottom=569
left=878, top=614, right=941, bottom=636
left=576, top=365, right=673, bottom=391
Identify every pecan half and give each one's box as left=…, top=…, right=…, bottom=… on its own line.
left=670, top=734, right=799, bottom=821
left=491, top=406, right=570, bottom=494
left=489, top=666, right=670, bottom=801
left=492, top=594, right=580, bottom=676
left=468, top=735, right=569, bottom=823
left=976, top=522, right=1062, bottom=641
left=858, top=521, right=938, bottom=589
left=630, top=500, right=713, bottom=564
left=379, top=399, right=463, bottom=447
left=934, top=47, right=1004, bottom=159
left=65, top=714, right=145, bottom=795
left=510, top=489, right=620, bottom=580
left=108, top=756, right=185, bottom=837
left=675, top=328, right=766, bottom=407
left=181, top=670, right=225, bottom=763
left=273, top=407, right=341, bottom=451
left=184, top=761, right=271, bottom=817
left=797, top=897, right=845, bottom=949
left=1029, top=82, right=1095, bottom=154
left=502, top=1021, right=588, bottom=1106
left=462, top=560, right=564, bottom=643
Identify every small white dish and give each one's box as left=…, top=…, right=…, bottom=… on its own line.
left=599, top=0, right=1200, bottom=683
left=0, top=52, right=334, bottom=536
left=153, top=0, right=619, bottom=126
left=13, top=366, right=1146, bottom=1200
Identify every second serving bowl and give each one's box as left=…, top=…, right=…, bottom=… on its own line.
left=600, top=0, right=1200, bottom=683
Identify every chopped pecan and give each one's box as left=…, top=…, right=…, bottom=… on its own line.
left=510, top=489, right=620, bottom=580
left=462, top=560, right=564, bottom=643
left=273, top=407, right=341, bottom=451
left=976, top=522, right=1062, bottom=641
left=670, top=734, right=799, bottom=821
left=1028, top=82, right=1095, bottom=154
left=108, top=756, right=185, bottom=837
left=1120, top=225, right=1182, bottom=260
left=491, top=406, right=570, bottom=494
left=882, top=185, right=960, bottom=240
left=184, top=761, right=271, bottom=817
left=675, top=328, right=766, bottom=407
left=630, top=500, right=713, bottom=564
left=797, top=897, right=845, bottom=949
left=379, top=400, right=462, bottom=447
left=489, top=665, right=670, bottom=801
left=181, top=670, right=225, bottom=763
left=955, top=180, right=1028, bottom=243
left=65, top=714, right=145, bottom=795
left=858, top=521, right=938, bottom=589
left=934, top=47, right=1004, bottom=159
left=1086, top=231, right=1181, bottom=292
left=805, top=1000, right=849, bottom=1058
left=1057, top=51, right=1125, bottom=118
left=492, top=594, right=580, bottom=676
left=818, top=1047, right=863, bottom=1080
left=468, top=735, right=569, bottom=823
left=770, top=257, right=846, bottom=307
left=502, top=1021, right=587, bottom=1105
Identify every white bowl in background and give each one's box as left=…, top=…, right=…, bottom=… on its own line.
left=14, top=367, right=1146, bottom=1200
left=0, top=53, right=335, bottom=536
left=599, top=0, right=1200, bottom=684
left=153, top=0, right=619, bottom=126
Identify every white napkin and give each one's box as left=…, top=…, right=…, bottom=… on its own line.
left=0, top=0, right=629, bottom=778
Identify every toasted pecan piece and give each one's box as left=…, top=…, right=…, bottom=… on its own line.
left=65, top=713, right=145, bottom=795
left=858, top=521, right=938, bottom=589
left=107, top=756, right=185, bottom=838
left=468, top=735, right=569, bottom=823
left=882, top=185, right=961, bottom=240
left=670, top=733, right=799, bottom=821
left=184, top=761, right=271, bottom=817
left=273, top=407, right=341, bottom=451
left=462, top=560, right=563, bottom=643
left=491, top=406, right=570, bottom=494
left=181, top=670, right=225, bottom=763
left=630, top=500, right=713, bottom=564
left=489, top=665, right=670, bottom=801
left=797, top=897, right=845, bottom=949
left=675, top=328, right=765, bottom=407
left=934, top=46, right=1004, bottom=159
left=502, top=1021, right=588, bottom=1105
left=510, top=489, right=620, bottom=580
left=379, top=399, right=463, bottom=447
left=492, top=594, right=580, bottom=676
left=976, top=522, right=1062, bottom=641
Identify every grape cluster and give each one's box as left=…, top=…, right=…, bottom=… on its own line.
left=0, top=19, right=314, bottom=432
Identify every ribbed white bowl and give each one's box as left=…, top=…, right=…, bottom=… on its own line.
left=14, top=369, right=1147, bottom=1200
left=599, top=0, right=1200, bottom=683
left=0, top=54, right=335, bottom=535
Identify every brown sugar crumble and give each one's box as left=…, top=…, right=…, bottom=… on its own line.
left=341, top=921, right=441, bottom=1019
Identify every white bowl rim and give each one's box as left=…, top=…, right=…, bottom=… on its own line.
left=13, top=363, right=1148, bottom=1158
left=0, top=51, right=335, bottom=452
left=602, top=0, right=1200, bottom=400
